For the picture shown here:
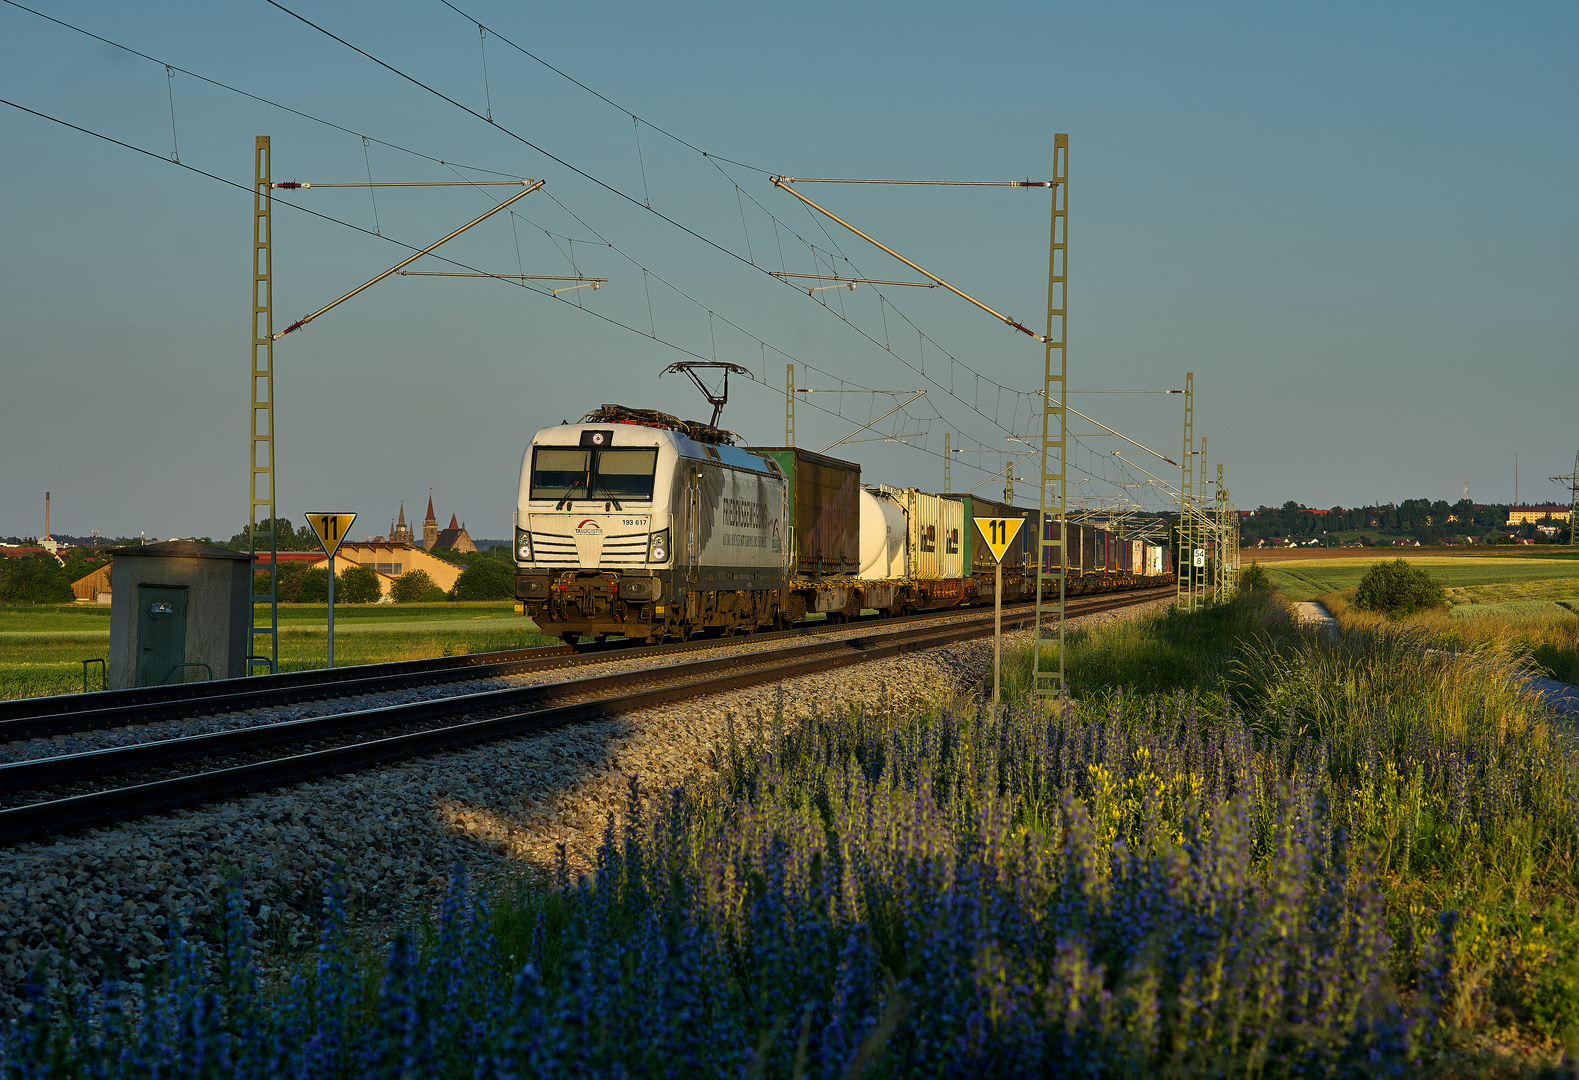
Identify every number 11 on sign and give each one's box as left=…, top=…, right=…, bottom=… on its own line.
left=974, top=517, right=1026, bottom=717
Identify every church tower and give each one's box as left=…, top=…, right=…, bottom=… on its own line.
left=422, top=491, right=439, bottom=551
left=390, top=503, right=414, bottom=545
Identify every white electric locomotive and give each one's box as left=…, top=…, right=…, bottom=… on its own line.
left=513, top=406, right=789, bottom=644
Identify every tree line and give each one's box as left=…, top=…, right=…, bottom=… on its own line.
left=1237, top=499, right=1570, bottom=545
left=0, top=550, right=108, bottom=604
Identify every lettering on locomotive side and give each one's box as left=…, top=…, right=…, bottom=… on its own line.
left=721, top=497, right=772, bottom=530
left=722, top=533, right=769, bottom=548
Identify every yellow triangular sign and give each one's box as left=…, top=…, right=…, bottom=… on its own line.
left=974, top=517, right=1025, bottom=564
left=304, top=512, right=357, bottom=557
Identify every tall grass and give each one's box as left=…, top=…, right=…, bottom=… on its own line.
left=1319, top=590, right=1579, bottom=686
left=1013, top=590, right=1579, bottom=1040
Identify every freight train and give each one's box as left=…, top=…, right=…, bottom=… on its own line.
left=513, top=405, right=1173, bottom=644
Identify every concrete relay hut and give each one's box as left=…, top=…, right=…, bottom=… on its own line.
left=107, top=540, right=253, bottom=689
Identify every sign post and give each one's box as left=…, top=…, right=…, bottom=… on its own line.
left=305, top=512, right=356, bottom=669
left=974, top=516, right=1026, bottom=718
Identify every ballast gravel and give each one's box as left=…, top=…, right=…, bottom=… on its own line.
left=0, top=595, right=1170, bottom=1010
left=0, top=603, right=1100, bottom=766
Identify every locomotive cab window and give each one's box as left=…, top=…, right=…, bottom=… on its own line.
left=530, top=448, right=591, bottom=500
left=592, top=448, right=658, bottom=501
left=530, top=446, right=659, bottom=502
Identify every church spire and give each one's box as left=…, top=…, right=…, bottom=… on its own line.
left=422, top=488, right=439, bottom=550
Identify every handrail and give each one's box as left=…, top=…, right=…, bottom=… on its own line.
left=81, top=658, right=106, bottom=694
left=161, top=662, right=213, bottom=685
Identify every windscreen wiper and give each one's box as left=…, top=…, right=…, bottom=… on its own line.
left=590, top=476, right=623, bottom=511
left=553, top=478, right=588, bottom=510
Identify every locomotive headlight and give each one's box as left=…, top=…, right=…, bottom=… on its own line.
left=647, top=528, right=670, bottom=563
left=514, top=525, right=533, bottom=563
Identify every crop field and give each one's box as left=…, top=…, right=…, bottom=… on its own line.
left=0, top=601, right=553, bottom=699
left=1260, top=554, right=1579, bottom=602
left=14, top=589, right=1579, bottom=1074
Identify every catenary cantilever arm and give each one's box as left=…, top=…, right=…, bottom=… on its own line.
left=770, top=176, right=1044, bottom=342
left=273, top=179, right=543, bottom=338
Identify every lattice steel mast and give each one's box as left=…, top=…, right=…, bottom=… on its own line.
left=1177, top=372, right=1193, bottom=610
left=1215, top=463, right=1228, bottom=600
left=1032, top=134, right=1069, bottom=702
left=785, top=364, right=795, bottom=445
left=249, top=136, right=278, bottom=672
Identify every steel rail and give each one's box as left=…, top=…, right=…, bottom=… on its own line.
left=4, top=600, right=1047, bottom=728
left=0, top=597, right=1105, bottom=741
left=0, top=644, right=572, bottom=725
left=0, top=591, right=1165, bottom=843
left=1, top=595, right=1165, bottom=794
left=0, top=613, right=1012, bottom=795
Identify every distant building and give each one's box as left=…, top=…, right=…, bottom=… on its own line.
left=70, top=563, right=112, bottom=603
left=0, top=545, right=63, bottom=565
left=431, top=514, right=476, bottom=554
left=389, top=503, right=416, bottom=546
left=319, top=542, right=467, bottom=594
left=422, top=494, right=439, bottom=550
left=1509, top=505, right=1570, bottom=525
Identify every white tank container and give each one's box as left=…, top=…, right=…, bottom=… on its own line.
left=859, top=488, right=907, bottom=578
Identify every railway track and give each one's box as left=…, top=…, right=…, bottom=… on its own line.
left=0, top=589, right=1167, bottom=844
left=0, top=590, right=1165, bottom=744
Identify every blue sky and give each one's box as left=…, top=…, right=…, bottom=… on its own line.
left=2, top=0, right=1574, bottom=540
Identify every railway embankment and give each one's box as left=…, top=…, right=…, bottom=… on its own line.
left=0, top=596, right=1167, bottom=1010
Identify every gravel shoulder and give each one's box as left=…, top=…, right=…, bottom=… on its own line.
left=0, top=594, right=1171, bottom=1010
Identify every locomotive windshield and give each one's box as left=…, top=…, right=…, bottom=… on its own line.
left=529, top=446, right=658, bottom=502
left=592, top=449, right=659, bottom=500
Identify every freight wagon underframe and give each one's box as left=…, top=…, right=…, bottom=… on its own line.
left=518, top=565, right=1171, bottom=643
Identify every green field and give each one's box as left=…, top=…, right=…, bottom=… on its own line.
left=0, top=601, right=555, bottom=700
left=1260, top=555, right=1579, bottom=602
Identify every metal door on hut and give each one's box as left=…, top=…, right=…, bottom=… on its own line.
left=135, top=584, right=188, bottom=686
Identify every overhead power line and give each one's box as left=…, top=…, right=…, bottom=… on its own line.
left=9, top=0, right=1059, bottom=470
left=0, top=0, right=526, bottom=179
left=8, top=1, right=1166, bottom=493
left=263, top=0, right=1058, bottom=453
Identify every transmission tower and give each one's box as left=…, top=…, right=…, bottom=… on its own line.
left=1553, top=451, right=1579, bottom=544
